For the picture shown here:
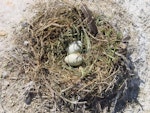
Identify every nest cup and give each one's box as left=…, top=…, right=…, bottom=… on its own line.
left=18, top=1, right=131, bottom=112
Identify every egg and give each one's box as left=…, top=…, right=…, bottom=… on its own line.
left=68, top=41, right=82, bottom=54
left=64, top=53, right=83, bottom=66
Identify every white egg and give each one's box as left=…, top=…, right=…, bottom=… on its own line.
left=64, top=53, right=83, bottom=66
left=68, top=41, right=82, bottom=54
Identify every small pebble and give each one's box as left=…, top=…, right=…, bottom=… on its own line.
left=119, top=42, right=127, bottom=49
left=0, top=30, right=7, bottom=36
left=2, top=71, right=9, bottom=78
left=24, top=41, right=29, bottom=46
left=21, top=22, right=28, bottom=28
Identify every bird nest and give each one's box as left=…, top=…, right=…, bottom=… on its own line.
left=16, top=1, right=134, bottom=112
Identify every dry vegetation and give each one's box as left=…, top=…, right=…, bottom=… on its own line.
left=14, top=1, right=136, bottom=112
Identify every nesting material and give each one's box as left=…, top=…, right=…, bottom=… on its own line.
left=17, top=1, right=132, bottom=112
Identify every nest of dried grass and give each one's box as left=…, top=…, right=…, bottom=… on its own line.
left=16, top=1, right=134, bottom=112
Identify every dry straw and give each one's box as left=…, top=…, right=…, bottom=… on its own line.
left=16, top=1, right=132, bottom=112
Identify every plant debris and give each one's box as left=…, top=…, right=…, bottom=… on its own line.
left=15, top=1, right=136, bottom=113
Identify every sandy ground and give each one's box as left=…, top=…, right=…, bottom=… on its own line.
left=115, top=1, right=150, bottom=112
left=0, top=0, right=150, bottom=113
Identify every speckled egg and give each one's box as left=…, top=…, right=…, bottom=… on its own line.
left=64, top=53, right=83, bottom=66
left=67, top=41, right=82, bottom=54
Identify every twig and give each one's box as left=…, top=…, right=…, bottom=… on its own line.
left=112, top=91, right=121, bottom=113
left=87, top=30, right=101, bottom=41
left=58, top=95, right=87, bottom=105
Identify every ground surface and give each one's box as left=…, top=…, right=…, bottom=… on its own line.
left=0, top=0, right=150, bottom=113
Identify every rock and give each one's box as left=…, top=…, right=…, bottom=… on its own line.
left=23, top=41, right=29, bottom=46
left=119, top=42, right=127, bottom=49
left=0, top=30, right=7, bottom=36
left=1, top=71, right=9, bottom=78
